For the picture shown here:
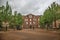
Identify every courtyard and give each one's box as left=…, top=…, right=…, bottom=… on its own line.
left=0, top=29, right=60, bottom=40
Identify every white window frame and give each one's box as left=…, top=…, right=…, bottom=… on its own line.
left=26, top=22, right=28, bottom=24
left=30, top=19, right=32, bottom=21
left=30, top=22, right=32, bottom=25
left=33, top=22, right=35, bottom=24
left=33, top=18, right=36, bottom=21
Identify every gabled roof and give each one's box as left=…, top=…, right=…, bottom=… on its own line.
left=22, top=13, right=41, bottom=16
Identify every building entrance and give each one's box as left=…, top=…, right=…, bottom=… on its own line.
left=30, top=25, right=32, bottom=29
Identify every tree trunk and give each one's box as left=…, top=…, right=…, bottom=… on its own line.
left=54, top=21, right=56, bottom=28
left=54, top=20, right=57, bottom=30
left=45, top=24, right=48, bottom=30
left=6, top=26, right=7, bottom=31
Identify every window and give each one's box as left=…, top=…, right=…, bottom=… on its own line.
left=26, top=22, right=28, bottom=24
left=25, top=19, right=28, bottom=21
left=30, top=19, right=32, bottom=21
left=38, top=18, right=39, bottom=21
left=30, top=22, right=32, bottom=24
left=33, top=18, right=36, bottom=21
left=33, top=22, right=35, bottom=24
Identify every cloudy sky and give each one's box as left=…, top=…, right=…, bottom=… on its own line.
left=0, top=0, right=60, bottom=15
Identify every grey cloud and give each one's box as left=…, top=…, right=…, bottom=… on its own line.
left=0, top=0, right=60, bottom=15
left=0, top=0, right=7, bottom=6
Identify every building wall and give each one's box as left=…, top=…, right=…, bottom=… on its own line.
left=22, top=14, right=60, bottom=29
left=22, top=14, right=40, bottom=29
left=53, top=19, right=60, bottom=28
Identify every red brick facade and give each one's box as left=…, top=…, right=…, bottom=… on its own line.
left=22, top=14, right=40, bottom=29
left=22, top=14, right=60, bottom=29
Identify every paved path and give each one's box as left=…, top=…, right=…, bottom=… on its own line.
left=0, top=29, right=60, bottom=40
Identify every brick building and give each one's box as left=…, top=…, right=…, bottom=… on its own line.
left=53, top=19, right=60, bottom=28
left=22, top=14, right=40, bottom=29
left=22, top=14, right=60, bottom=29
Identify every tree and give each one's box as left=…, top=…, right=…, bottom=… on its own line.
left=15, top=13, right=23, bottom=30
left=3, top=1, right=12, bottom=22
left=10, top=11, right=23, bottom=30
left=50, top=2, right=60, bottom=28
left=0, top=1, right=23, bottom=31
left=40, top=2, right=60, bottom=29
left=39, top=16, right=46, bottom=28
left=0, top=5, right=5, bottom=30
left=0, top=1, right=12, bottom=31
left=40, top=7, right=54, bottom=29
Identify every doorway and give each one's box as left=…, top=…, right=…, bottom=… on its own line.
left=30, top=25, right=32, bottom=29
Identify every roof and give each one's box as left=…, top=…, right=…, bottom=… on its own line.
left=22, top=13, right=41, bottom=16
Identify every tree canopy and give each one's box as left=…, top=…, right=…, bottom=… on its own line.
left=0, top=1, right=23, bottom=30
left=40, top=2, right=60, bottom=29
